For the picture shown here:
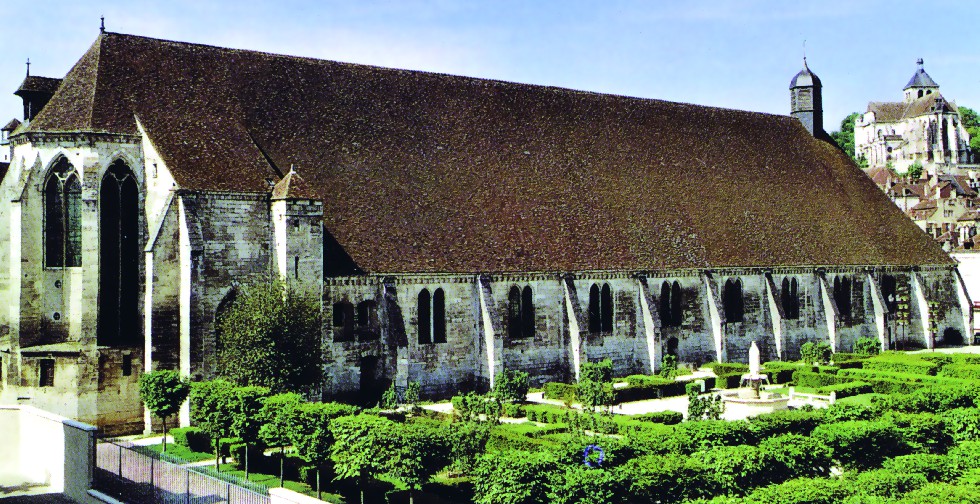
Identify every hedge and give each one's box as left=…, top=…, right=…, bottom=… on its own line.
left=887, top=412, right=954, bottom=454
left=702, top=362, right=749, bottom=375
left=744, top=477, right=848, bottom=504
left=747, top=408, right=826, bottom=439
left=883, top=454, right=961, bottom=483
left=940, top=407, right=980, bottom=443
left=714, top=372, right=743, bottom=389
left=524, top=404, right=575, bottom=424
left=851, top=468, right=928, bottom=498
left=613, top=377, right=686, bottom=402
left=761, top=362, right=803, bottom=384
left=629, top=410, right=684, bottom=425
left=792, top=370, right=841, bottom=388
left=542, top=382, right=577, bottom=403
left=938, top=364, right=980, bottom=381
left=502, top=402, right=526, bottom=418
left=837, top=368, right=977, bottom=395
left=863, top=354, right=938, bottom=376
left=816, top=381, right=873, bottom=398
left=170, top=426, right=211, bottom=453
left=811, top=420, right=910, bottom=470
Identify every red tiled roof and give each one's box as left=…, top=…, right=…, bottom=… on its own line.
left=22, top=32, right=954, bottom=272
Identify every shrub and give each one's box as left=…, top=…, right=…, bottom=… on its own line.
left=887, top=412, right=953, bottom=454
left=630, top=410, right=684, bottom=425
left=542, top=382, right=576, bottom=403
left=823, top=402, right=885, bottom=423
left=620, top=421, right=685, bottom=455
left=941, top=407, right=980, bottom=442
left=748, top=408, right=826, bottom=439
left=817, top=381, right=873, bottom=398
left=811, top=420, right=910, bottom=470
left=938, top=364, right=980, bottom=381
left=230, top=442, right=266, bottom=472
left=170, top=426, right=211, bottom=453
left=745, top=477, right=847, bottom=504
left=894, top=482, right=980, bottom=503
left=702, top=362, right=749, bottom=375
left=524, top=404, right=574, bottom=424
left=713, top=372, right=743, bottom=389
left=854, top=336, right=881, bottom=356
left=761, top=361, right=803, bottom=384
left=621, top=453, right=720, bottom=502
left=698, top=444, right=765, bottom=496
left=800, top=341, right=833, bottom=365
left=947, top=441, right=980, bottom=471
left=792, top=370, right=840, bottom=388
left=502, top=402, right=526, bottom=419
left=492, top=369, right=531, bottom=403
left=757, top=434, right=833, bottom=483
left=883, top=454, right=961, bottom=483
left=472, top=450, right=561, bottom=504
left=614, top=375, right=686, bottom=402
left=893, top=384, right=979, bottom=413
left=851, top=469, right=928, bottom=498
left=675, top=419, right=755, bottom=453
left=863, top=353, right=938, bottom=375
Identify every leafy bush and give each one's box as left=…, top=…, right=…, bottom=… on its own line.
left=744, top=477, right=847, bottom=504
left=883, top=454, right=961, bottom=483
left=893, top=384, right=979, bottom=413
left=941, top=407, right=980, bottom=442
left=894, top=482, right=980, bottom=503
left=863, top=353, right=938, bottom=375
left=493, top=369, right=531, bottom=403
left=542, top=382, right=576, bottom=403
left=614, top=375, right=686, bottom=402
left=230, top=442, right=266, bottom=472
left=748, top=409, right=826, bottom=439
left=502, top=402, right=526, bottom=418
left=621, top=453, right=720, bottom=502
left=817, top=381, right=873, bottom=398
left=947, top=441, right=980, bottom=471
left=675, top=419, right=755, bottom=453
left=698, top=444, right=765, bottom=496
left=850, top=469, right=928, bottom=498
left=887, top=412, right=953, bottom=454
left=170, top=426, right=211, bottom=453
left=836, top=368, right=976, bottom=395
left=757, top=434, right=833, bottom=483
left=620, top=421, right=685, bottom=455
left=937, top=364, right=980, bottom=381
left=811, top=420, right=910, bottom=470
left=702, top=362, right=748, bottom=375
left=792, top=370, right=841, bottom=388
left=629, top=410, right=684, bottom=425
left=472, top=450, right=560, bottom=504
left=854, top=336, right=881, bottom=356
left=552, top=465, right=629, bottom=504
left=800, top=341, right=833, bottom=365
left=713, top=372, right=743, bottom=389
left=761, top=361, right=803, bottom=384
left=524, top=404, right=574, bottom=424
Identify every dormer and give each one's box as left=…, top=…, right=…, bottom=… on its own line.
left=15, top=74, right=62, bottom=122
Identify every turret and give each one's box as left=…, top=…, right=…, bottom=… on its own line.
left=904, top=58, right=939, bottom=102
left=789, top=58, right=823, bottom=137
left=14, top=60, right=62, bottom=122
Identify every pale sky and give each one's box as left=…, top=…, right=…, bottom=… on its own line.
left=4, top=1, right=980, bottom=132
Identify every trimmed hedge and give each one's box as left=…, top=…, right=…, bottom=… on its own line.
left=714, top=372, right=742, bottom=390
left=863, top=354, right=938, bottom=376
left=837, top=368, right=978, bottom=395
left=940, top=407, right=980, bottom=442
left=629, top=410, right=684, bottom=425
left=851, top=468, right=928, bottom=498
left=817, top=381, right=873, bottom=398
left=748, top=408, right=826, bottom=438
left=761, top=362, right=803, bottom=384
left=170, top=426, right=211, bottom=453
left=792, top=370, right=841, bottom=388
left=702, top=362, right=748, bottom=375
left=524, top=404, right=575, bottom=424
left=502, top=402, right=526, bottom=418
left=542, top=382, right=576, bottom=403
left=883, top=454, right=961, bottom=483
left=613, top=376, right=686, bottom=402
left=811, top=420, right=910, bottom=470
left=938, top=364, right=980, bottom=381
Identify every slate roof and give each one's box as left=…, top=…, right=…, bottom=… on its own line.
left=905, top=66, right=939, bottom=90
left=21, top=32, right=954, bottom=272
left=867, top=95, right=955, bottom=122
left=789, top=60, right=821, bottom=88
left=15, top=76, right=62, bottom=95
left=2, top=119, right=20, bottom=131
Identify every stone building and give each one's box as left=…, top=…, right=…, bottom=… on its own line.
left=0, top=32, right=971, bottom=433
left=855, top=59, right=972, bottom=173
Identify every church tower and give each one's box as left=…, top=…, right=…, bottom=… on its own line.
left=789, top=58, right=823, bottom=137
left=903, top=58, right=939, bottom=102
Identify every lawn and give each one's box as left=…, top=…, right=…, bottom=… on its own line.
left=142, top=442, right=214, bottom=463
left=216, top=463, right=345, bottom=503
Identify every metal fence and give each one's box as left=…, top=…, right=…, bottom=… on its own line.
left=94, top=439, right=271, bottom=504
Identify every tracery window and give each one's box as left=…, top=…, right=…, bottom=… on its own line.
left=98, top=161, right=140, bottom=346
left=781, top=277, right=800, bottom=320
left=723, top=278, right=744, bottom=323
left=833, top=276, right=852, bottom=322
left=507, top=285, right=535, bottom=339
left=44, top=157, right=82, bottom=267
left=418, top=288, right=447, bottom=344
left=588, top=283, right=614, bottom=333
left=659, top=281, right=683, bottom=327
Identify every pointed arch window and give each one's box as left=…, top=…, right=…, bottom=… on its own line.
left=723, top=278, right=744, bottom=323
left=44, top=157, right=82, bottom=267
left=98, top=161, right=140, bottom=346
left=332, top=300, right=355, bottom=341
left=418, top=288, right=447, bottom=344
left=781, top=277, right=800, bottom=320
left=658, top=281, right=683, bottom=327
left=833, top=276, right=852, bottom=322
left=588, top=283, right=614, bottom=334
left=507, top=285, right=535, bottom=339
left=881, top=275, right=898, bottom=315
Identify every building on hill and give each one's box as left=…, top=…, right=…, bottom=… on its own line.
left=854, top=59, right=972, bottom=174
left=0, top=32, right=971, bottom=433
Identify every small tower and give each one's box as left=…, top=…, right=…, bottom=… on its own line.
left=14, top=60, right=62, bottom=123
left=903, top=58, right=939, bottom=102
left=271, top=168, right=323, bottom=294
left=789, top=58, right=823, bottom=137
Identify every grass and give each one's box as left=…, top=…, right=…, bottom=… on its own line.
left=143, top=442, right=214, bottom=463
left=217, top=463, right=345, bottom=503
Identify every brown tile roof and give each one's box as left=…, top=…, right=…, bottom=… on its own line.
left=866, top=166, right=894, bottom=186
left=15, top=76, right=62, bottom=95
left=23, top=32, right=954, bottom=272
left=867, top=95, right=955, bottom=122
left=2, top=119, right=20, bottom=131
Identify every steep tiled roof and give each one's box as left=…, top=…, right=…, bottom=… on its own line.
left=22, top=32, right=954, bottom=272
left=15, top=76, right=62, bottom=95
left=904, top=66, right=939, bottom=90
left=2, top=119, right=20, bottom=131
left=867, top=94, right=955, bottom=123
left=866, top=166, right=894, bottom=186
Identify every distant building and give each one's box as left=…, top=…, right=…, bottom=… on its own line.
left=855, top=59, right=972, bottom=173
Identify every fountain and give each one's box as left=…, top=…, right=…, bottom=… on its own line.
left=720, top=341, right=790, bottom=419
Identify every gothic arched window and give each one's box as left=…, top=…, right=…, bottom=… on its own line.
left=833, top=276, right=852, bottom=322
left=332, top=300, right=354, bottom=341
left=98, top=161, right=140, bottom=346
left=44, top=157, right=82, bottom=267
left=418, top=289, right=431, bottom=344
left=507, top=285, right=535, bottom=339
left=881, top=275, right=897, bottom=315
left=588, top=283, right=614, bottom=334
left=723, top=278, right=744, bottom=323
left=659, top=281, right=683, bottom=327
left=781, top=277, right=800, bottom=320
left=659, top=282, right=672, bottom=326
left=418, top=288, right=447, bottom=344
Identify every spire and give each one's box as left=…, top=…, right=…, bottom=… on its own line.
left=25, top=58, right=30, bottom=77
left=100, top=15, right=105, bottom=34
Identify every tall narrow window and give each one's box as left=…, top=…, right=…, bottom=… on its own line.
left=659, top=282, right=672, bottom=326
left=418, top=289, right=431, bottom=344
left=588, top=283, right=614, bottom=334
left=98, top=161, right=140, bottom=346
left=332, top=301, right=354, bottom=341
left=670, top=281, right=682, bottom=327
left=833, top=276, right=852, bottom=322
left=508, top=286, right=522, bottom=339
left=600, top=284, right=613, bottom=332
left=44, top=157, right=82, bottom=267
left=781, top=277, right=800, bottom=320
left=433, top=288, right=447, bottom=343
left=39, top=359, right=55, bottom=387
left=521, top=286, right=535, bottom=339
left=723, top=278, right=744, bottom=323
left=881, top=275, right=898, bottom=314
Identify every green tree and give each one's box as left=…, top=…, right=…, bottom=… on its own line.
left=258, top=392, right=303, bottom=486
left=138, top=370, right=190, bottom=453
left=190, top=379, right=237, bottom=470
left=492, top=369, right=531, bottom=403
left=960, top=106, right=980, bottom=156
left=660, top=354, right=679, bottom=379
left=290, top=402, right=359, bottom=499
left=830, top=112, right=861, bottom=162
left=800, top=341, right=832, bottom=365
left=385, top=422, right=452, bottom=503
left=331, top=414, right=395, bottom=504
left=230, top=385, right=270, bottom=478
left=687, top=381, right=724, bottom=421
left=216, top=279, right=322, bottom=394
left=448, top=421, right=491, bottom=473
left=907, top=160, right=923, bottom=181
left=854, top=336, right=881, bottom=356
left=577, top=359, right=614, bottom=413
left=472, top=450, right=561, bottom=504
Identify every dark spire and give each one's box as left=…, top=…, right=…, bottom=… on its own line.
left=25, top=58, right=30, bottom=77
left=100, top=16, right=105, bottom=33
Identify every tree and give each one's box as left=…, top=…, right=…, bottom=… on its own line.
left=492, top=369, right=530, bottom=403
left=138, top=370, right=189, bottom=453
left=907, top=161, right=924, bottom=181
left=960, top=106, right=980, bottom=157
left=577, top=359, right=614, bottom=413
left=230, top=385, right=270, bottom=478
left=385, top=422, right=452, bottom=504
left=800, top=341, right=832, bottom=365
left=472, top=450, right=561, bottom=504
left=687, top=381, right=724, bottom=421
left=258, top=392, right=303, bottom=486
left=190, top=379, right=237, bottom=470
left=660, top=354, right=679, bottom=379
left=830, top=112, right=861, bottom=162
left=290, top=402, right=359, bottom=499
left=331, top=414, right=396, bottom=504
left=216, top=279, right=322, bottom=395
left=448, top=421, right=491, bottom=474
